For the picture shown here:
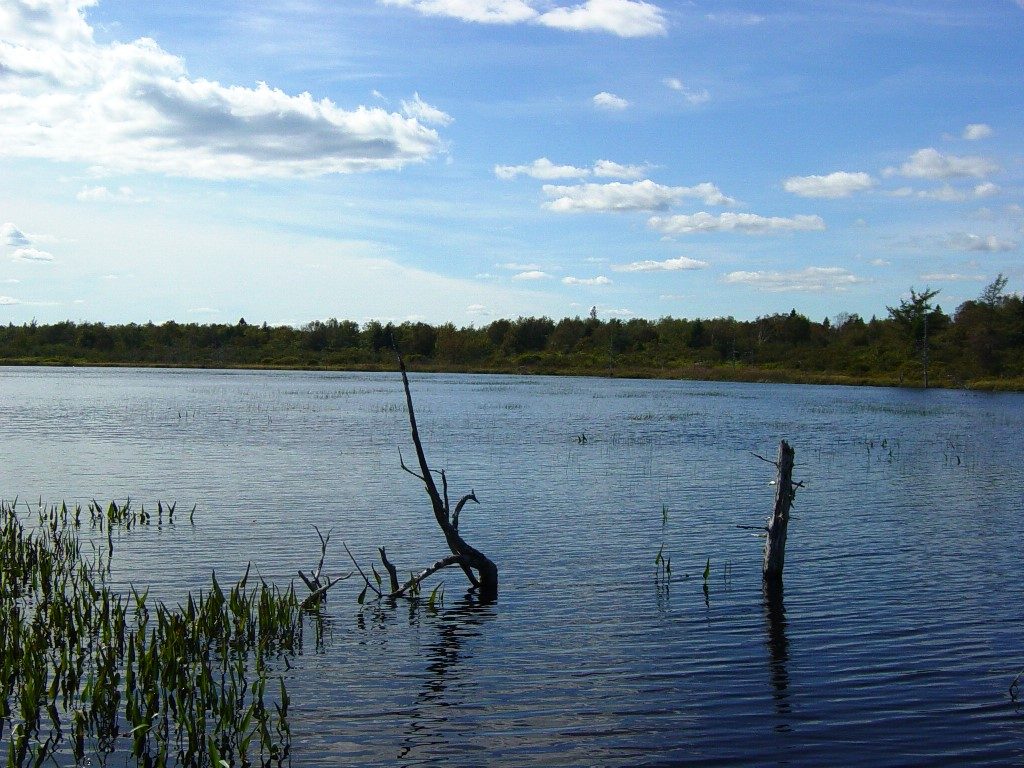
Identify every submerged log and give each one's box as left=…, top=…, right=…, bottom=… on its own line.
left=762, top=440, right=796, bottom=584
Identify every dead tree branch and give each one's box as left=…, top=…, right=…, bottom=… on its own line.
left=763, top=440, right=797, bottom=584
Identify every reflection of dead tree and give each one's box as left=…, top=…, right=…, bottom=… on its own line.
left=301, top=353, right=498, bottom=607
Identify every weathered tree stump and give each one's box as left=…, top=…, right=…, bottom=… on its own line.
left=762, top=440, right=796, bottom=584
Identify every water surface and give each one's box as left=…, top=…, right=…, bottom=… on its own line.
left=1, top=366, right=1022, bottom=765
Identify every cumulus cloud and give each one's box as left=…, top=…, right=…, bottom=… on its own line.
left=724, top=267, right=865, bottom=292
left=381, top=0, right=667, bottom=36
left=885, top=148, right=999, bottom=180
left=592, top=160, right=648, bottom=179
left=0, top=296, right=18, bottom=305
left=513, top=270, right=553, bottom=280
left=946, top=232, right=1017, bottom=252
left=593, top=91, right=630, bottom=110
left=783, top=171, right=874, bottom=199
left=562, top=275, right=611, bottom=285
left=494, top=157, right=590, bottom=180
left=2, top=223, right=31, bottom=247
left=612, top=256, right=707, bottom=272
left=0, top=0, right=443, bottom=179
left=543, top=180, right=734, bottom=212
left=649, top=212, right=825, bottom=235
left=466, top=303, right=490, bottom=316
left=496, top=157, right=651, bottom=181
left=974, top=182, right=1000, bottom=198
left=962, top=123, right=992, bottom=141
left=663, top=77, right=710, bottom=105
left=537, top=0, right=667, bottom=37
left=400, top=92, right=454, bottom=126
left=12, top=247, right=55, bottom=263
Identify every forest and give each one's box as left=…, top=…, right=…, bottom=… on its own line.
left=1, top=276, right=1022, bottom=390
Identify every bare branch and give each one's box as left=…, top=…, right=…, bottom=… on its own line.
left=389, top=554, right=463, bottom=598
left=312, top=525, right=332, bottom=584
left=751, top=451, right=778, bottom=467
left=398, top=447, right=426, bottom=482
left=451, top=491, right=478, bottom=532
left=300, top=572, right=354, bottom=610
left=378, top=547, right=400, bottom=594
left=342, top=542, right=382, bottom=598
left=440, top=469, right=450, bottom=518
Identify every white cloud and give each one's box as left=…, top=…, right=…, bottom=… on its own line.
left=783, top=171, right=874, bottom=199
left=593, top=91, right=630, bottom=110
left=724, top=267, right=865, bottom=292
left=379, top=0, right=537, bottom=24
left=400, top=92, right=454, bottom=126
left=2, top=222, right=31, bottom=247
left=612, top=256, right=708, bottom=272
left=917, top=185, right=967, bottom=202
left=538, top=0, right=667, bottom=37
left=12, top=247, right=55, bottom=263
left=513, top=270, right=553, bottom=280
left=649, top=212, right=825, bottom=235
left=920, top=273, right=985, bottom=282
left=592, top=159, right=648, bottom=179
left=962, top=123, right=992, bottom=141
left=604, top=307, right=635, bottom=316
left=663, top=77, right=710, bottom=105
left=0, top=0, right=443, bottom=179
left=0, top=296, right=18, bottom=305
left=543, top=180, right=734, bottom=212
left=495, top=157, right=590, bottom=180
left=885, top=148, right=999, bottom=180
left=499, top=261, right=544, bottom=271
left=466, top=303, right=490, bottom=316
left=562, top=275, right=611, bottom=285
left=946, top=232, right=1018, bottom=252
left=870, top=258, right=890, bottom=267
left=974, top=182, right=1000, bottom=198
left=381, top=0, right=667, bottom=36
left=76, top=185, right=143, bottom=202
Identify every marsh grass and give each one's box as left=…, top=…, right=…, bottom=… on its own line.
left=1, top=498, right=301, bottom=767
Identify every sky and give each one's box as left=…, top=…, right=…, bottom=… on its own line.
left=1, top=0, right=1022, bottom=327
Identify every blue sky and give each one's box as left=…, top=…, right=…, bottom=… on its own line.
left=1, top=0, right=1022, bottom=326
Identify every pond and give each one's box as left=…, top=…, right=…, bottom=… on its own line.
left=1, top=366, right=1022, bottom=765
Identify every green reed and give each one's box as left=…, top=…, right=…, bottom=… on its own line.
left=1, top=498, right=299, bottom=767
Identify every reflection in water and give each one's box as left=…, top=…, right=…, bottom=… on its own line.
left=398, top=594, right=496, bottom=763
left=763, top=582, right=791, bottom=729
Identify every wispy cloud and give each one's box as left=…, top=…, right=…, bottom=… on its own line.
left=649, top=212, right=825, bottom=235
left=381, top=0, right=667, bottom=37
left=885, top=148, right=999, bottom=180
left=562, top=275, right=611, bottom=285
left=663, top=77, right=710, bottom=105
left=0, top=0, right=444, bottom=179
left=513, top=270, right=553, bottom=280
left=612, top=256, right=708, bottom=272
left=920, top=272, right=985, bottom=281
left=724, top=267, right=865, bottom=292
left=593, top=91, right=630, bottom=110
left=401, top=93, right=454, bottom=126
left=76, top=186, right=145, bottom=203
left=495, top=158, right=590, bottom=180
left=544, top=180, right=734, bottom=212
left=593, top=160, right=648, bottom=180
left=783, top=171, right=874, bottom=199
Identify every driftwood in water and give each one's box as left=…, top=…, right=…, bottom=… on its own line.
left=300, top=352, right=498, bottom=607
left=762, top=440, right=797, bottom=584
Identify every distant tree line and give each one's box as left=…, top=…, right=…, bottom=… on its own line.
left=1, top=276, right=1021, bottom=388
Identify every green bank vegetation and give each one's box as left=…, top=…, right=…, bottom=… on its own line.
left=0, top=498, right=298, bottom=767
left=2, top=276, right=1022, bottom=390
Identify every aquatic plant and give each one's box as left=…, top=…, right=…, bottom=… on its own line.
left=0, top=498, right=299, bottom=767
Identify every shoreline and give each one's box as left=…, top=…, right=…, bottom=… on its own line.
left=3, top=357, right=1022, bottom=392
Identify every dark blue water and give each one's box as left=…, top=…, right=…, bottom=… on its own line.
left=1, top=366, right=1022, bottom=765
